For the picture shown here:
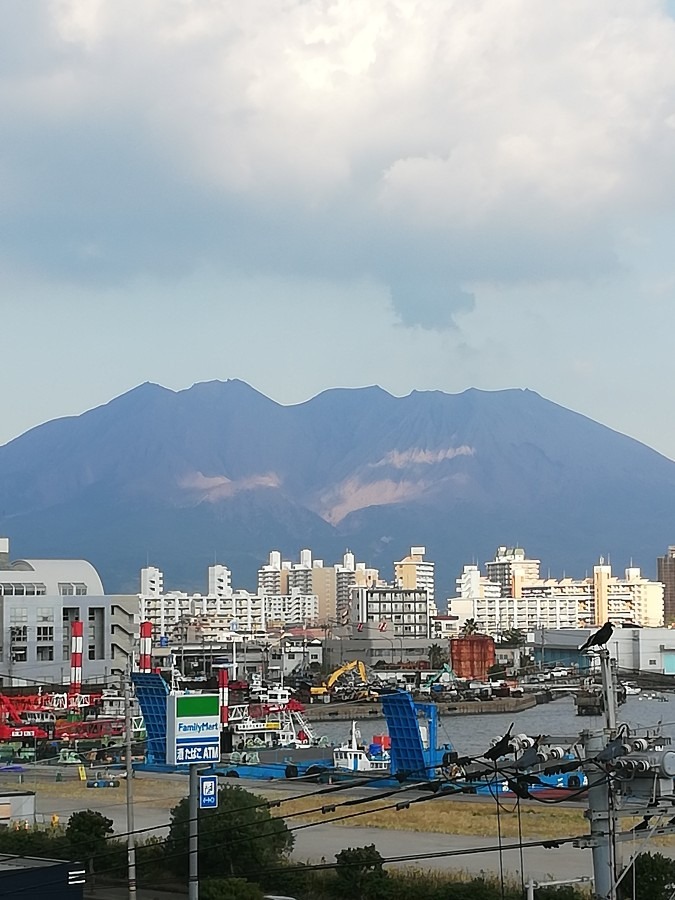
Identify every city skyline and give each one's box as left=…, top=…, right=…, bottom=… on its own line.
left=4, top=4, right=675, bottom=458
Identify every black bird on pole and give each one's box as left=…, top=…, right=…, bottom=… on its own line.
left=483, top=723, right=514, bottom=761
left=578, top=621, right=613, bottom=652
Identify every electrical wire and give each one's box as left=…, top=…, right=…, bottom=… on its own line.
left=93, top=769, right=404, bottom=845
left=0, top=809, right=590, bottom=898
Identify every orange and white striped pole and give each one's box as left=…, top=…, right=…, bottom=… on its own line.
left=69, top=620, right=83, bottom=696
left=218, top=667, right=229, bottom=727
left=139, top=621, right=153, bottom=673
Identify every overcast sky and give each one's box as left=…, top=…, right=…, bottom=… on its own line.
left=4, top=1, right=675, bottom=458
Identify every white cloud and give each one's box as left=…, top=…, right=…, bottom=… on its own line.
left=4, top=0, right=675, bottom=324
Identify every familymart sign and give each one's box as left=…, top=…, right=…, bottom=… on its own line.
left=167, top=693, right=221, bottom=765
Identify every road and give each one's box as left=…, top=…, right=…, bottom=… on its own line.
left=22, top=772, right=675, bottom=886
left=291, top=823, right=594, bottom=883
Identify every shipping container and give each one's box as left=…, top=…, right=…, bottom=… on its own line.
left=450, top=635, right=496, bottom=680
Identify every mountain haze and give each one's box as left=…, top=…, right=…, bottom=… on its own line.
left=1, top=380, right=674, bottom=598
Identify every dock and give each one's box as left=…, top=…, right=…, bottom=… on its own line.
left=303, top=692, right=551, bottom=721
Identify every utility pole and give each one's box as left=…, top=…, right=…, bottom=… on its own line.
left=123, top=673, right=137, bottom=900
left=581, top=648, right=619, bottom=900
left=188, top=765, right=199, bottom=900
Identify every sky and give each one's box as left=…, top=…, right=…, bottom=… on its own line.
left=4, top=1, right=675, bottom=458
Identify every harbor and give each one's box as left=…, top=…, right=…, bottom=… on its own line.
left=303, top=691, right=544, bottom=721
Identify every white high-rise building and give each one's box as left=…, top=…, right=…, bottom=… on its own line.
left=257, top=551, right=284, bottom=596
left=456, top=565, right=501, bottom=602
left=140, top=566, right=163, bottom=598
left=208, top=564, right=232, bottom=599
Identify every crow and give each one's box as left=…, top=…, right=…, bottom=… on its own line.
left=579, top=621, right=613, bottom=652
left=483, top=723, right=514, bottom=762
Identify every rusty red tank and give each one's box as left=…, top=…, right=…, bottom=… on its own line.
left=450, top=635, right=496, bottom=680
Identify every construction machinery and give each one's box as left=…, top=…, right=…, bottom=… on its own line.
left=419, top=663, right=459, bottom=696
left=309, top=660, right=377, bottom=702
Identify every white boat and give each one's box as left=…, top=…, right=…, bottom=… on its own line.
left=230, top=687, right=322, bottom=750
left=333, top=722, right=390, bottom=773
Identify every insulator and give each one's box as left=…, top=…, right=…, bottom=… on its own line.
left=660, top=750, right=675, bottom=777
left=547, top=746, right=565, bottom=760
left=632, top=739, right=649, bottom=752
left=618, top=758, right=650, bottom=774
left=512, top=734, right=534, bottom=750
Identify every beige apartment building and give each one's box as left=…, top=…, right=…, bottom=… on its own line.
left=469, top=563, right=665, bottom=632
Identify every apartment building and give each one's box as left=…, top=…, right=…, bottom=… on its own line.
left=486, top=546, right=540, bottom=597
left=657, top=546, right=675, bottom=625
left=263, top=592, right=319, bottom=628
left=456, top=559, right=664, bottom=632
left=256, top=549, right=379, bottom=625
left=140, top=564, right=322, bottom=633
left=351, top=585, right=430, bottom=638
left=0, top=537, right=137, bottom=686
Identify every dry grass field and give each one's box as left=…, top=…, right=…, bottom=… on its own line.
left=10, top=773, right=675, bottom=845
left=270, top=792, right=589, bottom=839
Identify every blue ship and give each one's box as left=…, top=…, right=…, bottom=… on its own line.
left=132, top=675, right=585, bottom=795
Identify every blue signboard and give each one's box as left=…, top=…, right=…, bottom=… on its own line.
left=199, top=774, right=218, bottom=809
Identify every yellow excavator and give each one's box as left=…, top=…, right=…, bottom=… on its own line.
left=310, top=659, right=371, bottom=701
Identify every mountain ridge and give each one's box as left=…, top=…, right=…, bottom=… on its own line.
left=1, top=380, right=674, bottom=597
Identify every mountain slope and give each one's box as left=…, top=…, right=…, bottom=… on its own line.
left=1, top=380, right=674, bottom=596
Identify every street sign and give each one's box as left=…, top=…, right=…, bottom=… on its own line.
left=166, top=693, right=221, bottom=765
left=199, top=774, right=218, bottom=809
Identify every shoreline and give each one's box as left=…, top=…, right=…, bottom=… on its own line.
left=303, top=691, right=552, bottom=721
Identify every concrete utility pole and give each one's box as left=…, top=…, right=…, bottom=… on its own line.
left=189, top=765, right=199, bottom=900
left=581, top=648, right=620, bottom=900
left=124, top=674, right=137, bottom=900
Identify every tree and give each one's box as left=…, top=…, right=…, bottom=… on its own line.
left=620, top=851, right=675, bottom=900
left=167, top=784, right=293, bottom=881
left=66, top=809, right=113, bottom=884
left=200, top=878, right=264, bottom=900
left=460, top=618, right=481, bottom=636
left=499, top=628, right=525, bottom=648
left=335, top=844, right=388, bottom=900
left=427, top=643, right=448, bottom=669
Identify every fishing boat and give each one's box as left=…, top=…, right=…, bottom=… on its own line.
left=333, top=722, right=389, bottom=773
left=229, top=687, right=326, bottom=750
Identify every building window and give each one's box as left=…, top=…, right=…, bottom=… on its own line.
left=10, top=626, right=27, bottom=643
left=76, top=584, right=87, bottom=596
left=88, top=645, right=96, bottom=660
left=37, top=608, right=54, bottom=623
left=10, top=608, right=27, bottom=624
left=649, top=659, right=657, bottom=665
left=59, top=584, right=74, bottom=596
left=37, top=646, right=54, bottom=662
left=37, top=626, right=54, bottom=643
left=12, top=647, right=27, bottom=663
